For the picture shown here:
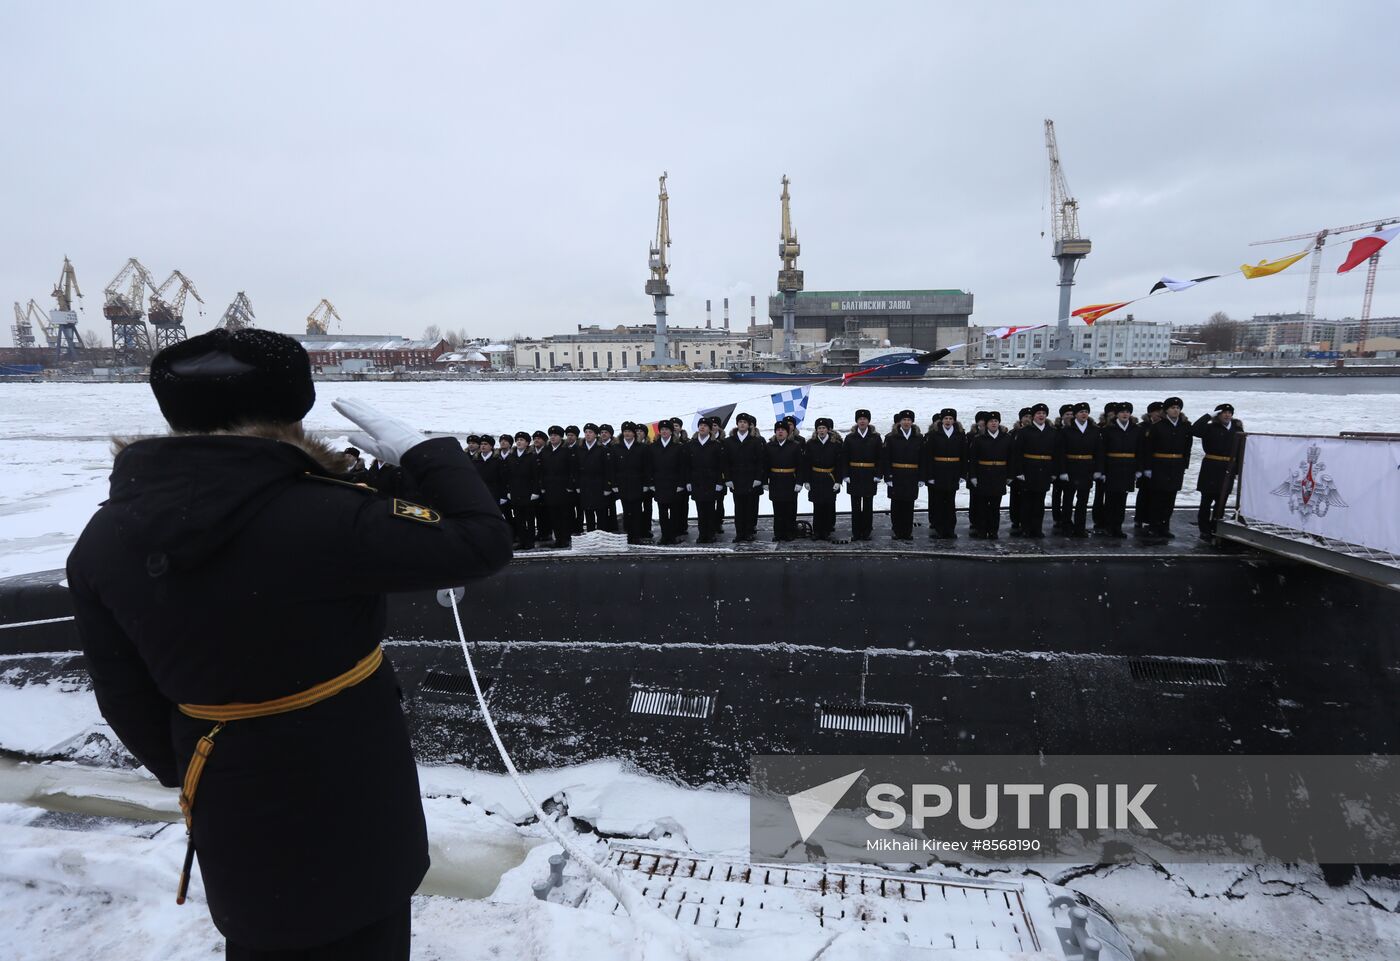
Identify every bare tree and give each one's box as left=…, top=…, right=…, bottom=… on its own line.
left=1201, top=311, right=1241, bottom=353
left=81, top=328, right=107, bottom=348
left=423, top=324, right=442, bottom=343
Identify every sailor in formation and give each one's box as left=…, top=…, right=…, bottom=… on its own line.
left=460, top=397, right=1241, bottom=547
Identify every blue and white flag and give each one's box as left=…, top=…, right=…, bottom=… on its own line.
left=770, top=385, right=811, bottom=426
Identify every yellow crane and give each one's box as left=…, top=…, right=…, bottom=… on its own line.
left=12, top=299, right=54, bottom=349
left=776, top=175, right=805, bottom=360
left=50, top=257, right=86, bottom=361
left=643, top=172, right=675, bottom=366
left=148, top=270, right=205, bottom=348
left=306, top=299, right=342, bottom=335
left=218, top=292, right=256, bottom=331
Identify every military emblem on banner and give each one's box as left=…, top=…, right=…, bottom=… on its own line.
left=1270, top=444, right=1347, bottom=519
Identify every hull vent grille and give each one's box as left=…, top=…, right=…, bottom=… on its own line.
left=629, top=687, right=716, bottom=720
left=419, top=670, right=493, bottom=697
left=1128, top=658, right=1227, bottom=687
left=817, top=703, right=911, bottom=736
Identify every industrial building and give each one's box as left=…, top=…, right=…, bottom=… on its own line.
left=293, top=334, right=450, bottom=372
left=512, top=325, right=749, bottom=371
left=968, top=316, right=1172, bottom=366
left=765, top=289, right=973, bottom=355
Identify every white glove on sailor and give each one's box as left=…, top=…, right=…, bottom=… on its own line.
left=1144, top=469, right=1153, bottom=479
left=1134, top=471, right=1142, bottom=479
left=332, top=398, right=427, bottom=466
left=499, top=497, right=508, bottom=505
left=685, top=484, right=692, bottom=492
left=832, top=483, right=840, bottom=492
left=715, top=484, right=724, bottom=492
left=752, top=480, right=762, bottom=489
left=726, top=481, right=734, bottom=490
left=677, top=485, right=686, bottom=492
left=969, top=477, right=978, bottom=488
left=1093, top=472, right=1104, bottom=480
left=530, top=493, right=540, bottom=501
left=1015, top=474, right=1026, bottom=482
left=1059, top=473, right=1069, bottom=481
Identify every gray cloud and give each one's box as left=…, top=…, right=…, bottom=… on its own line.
left=3, top=1, right=1398, bottom=344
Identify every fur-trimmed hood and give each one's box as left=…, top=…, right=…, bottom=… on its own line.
left=101, top=422, right=355, bottom=572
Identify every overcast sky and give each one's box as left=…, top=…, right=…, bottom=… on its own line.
left=4, top=2, right=1399, bottom=345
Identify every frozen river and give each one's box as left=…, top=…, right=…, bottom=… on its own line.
left=2, top=379, right=1398, bottom=578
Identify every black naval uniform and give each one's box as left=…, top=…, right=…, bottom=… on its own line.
left=575, top=439, right=613, bottom=532
left=565, top=440, right=585, bottom=534
left=1050, top=418, right=1074, bottom=530
left=1140, top=413, right=1195, bottom=536
left=723, top=427, right=767, bottom=542
left=537, top=441, right=578, bottom=548
left=1192, top=414, right=1243, bottom=536
left=1061, top=419, right=1103, bottom=535
left=688, top=432, right=726, bottom=543
left=1010, top=422, right=1064, bottom=537
left=882, top=426, right=924, bottom=540
left=613, top=438, right=652, bottom=543
left=649, top=434, right=690, bottom=544
left=923, top=424, right=966, bottom=539
left=599, top=440, right=620, bottom=533
left=1100, top=418, right=1139, bottom=536
left=967, top=428, right=1012, bottom=537
left=501, top=446, right=541, bottom=548
left=1134, top=421, right=1155, bottom=530
left=69, top=434, right=513, bottom=957
left=843, top=426, right=882, bottom=541
left=805, top=434, right=844, bottom=540
left=766, top=436, right=803, bottom=541
left=474, top=449, right=506, bottom=520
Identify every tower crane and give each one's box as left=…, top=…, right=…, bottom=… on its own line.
left=219, top=292, right=256, bottom=331
left=103, top=257, right=158, bottom=367
left=644, top=172, right=676, bottom=366
left=148, top=270, right=205, bottom=349
left=777, top=175, right=804, bottom=361
left=12, top=299, right=53, bottom=349
left=306, top=298, right=342, bottom=335
left=1043, top=120, right=1092, bottom=368
left=1250, top=215, right=1400, bottom=354
left=50, top=256, right=86, bottom=362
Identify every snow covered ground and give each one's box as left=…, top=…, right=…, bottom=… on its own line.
left=3, top=379, right=1399, bottom=578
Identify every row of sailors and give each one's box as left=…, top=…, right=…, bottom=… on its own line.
left=438, top=398, right=1242, bottom=548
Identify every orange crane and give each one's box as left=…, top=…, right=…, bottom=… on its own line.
left=1251, top=216, right=1400, bottom=354
left=306, top=298, right=342, bottom=335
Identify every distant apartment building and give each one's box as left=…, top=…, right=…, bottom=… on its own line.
left=512, top=325, right=749, bottom=371
left=967, top=316, right=1172, bottom=366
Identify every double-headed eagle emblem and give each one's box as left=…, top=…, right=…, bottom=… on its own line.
left=1270, top=444, right=1347, bottom=518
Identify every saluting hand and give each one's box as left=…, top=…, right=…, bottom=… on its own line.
left=332, top=398, right=427, bottom=466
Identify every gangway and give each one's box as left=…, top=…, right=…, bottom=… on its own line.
left=1214, top=431, right=1400, bottom=592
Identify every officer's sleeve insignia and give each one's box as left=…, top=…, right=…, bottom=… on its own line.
left=392, top=499, right=441, bottom=524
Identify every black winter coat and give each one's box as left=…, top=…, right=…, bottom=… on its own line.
left=1192, top=415, right=1244, bottom=494
left=805, top=435, right=844, bottom=504
left=1061, top=420, right=1103, bottom=487
left=843, top=428, right=883, bottom=495
left=574, top=441, right=613, bottom=509
left=1141, top=415, right=1194, bottom=492
left=612, top=440, right=651, bottom=501
left=649, top=437, right=690, bottom=505
left=537, top=442, right=577, bottom=506
left=500, top=446, right=542, bottom=504
left=1011, top=422, right=1064, bottom=491
left=1101, top=419, right=1141, bottom=494
left=923, top=427, right=966, bottom=490
left=475, top=450, right=505, bottom=503
left=967, top=429, right=1012, bottom=491
left=688, top=435, right=726, bottom=495
left=765, top=438, right=803, bottom=502
left=881, top=428, right=924, bottom=501
left=722, top=431, right=767, bottom=491
left=66, top=431, right=512, bottom=951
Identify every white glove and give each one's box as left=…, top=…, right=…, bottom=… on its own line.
left=715, top=484, right=724, bottom=492
left=969, top=477, right=978, bottom=488
left=677, top=485, right=685, bottom=493
left=530, top=493, right=540, bottom=501
left=1058, top=473, right=1069, bottom=481
left=726, top=481, right=734, bottom=490
left=685, top=484, right=692, bottom=492
left=832, top=483, right=840, bottom=492
left=644, top=485, right=654, bottom=492
left=499, top=497, right=508, bottom=505
left=752, top=480, right=762, bottom=489
left=332, top=398, right=426, bottom=466
left=1093, top=472, right=1104, bottom=480
left=1015, top=474, right=1026, bottom=482
left=1144, top=469, right=1153, bottom=479
left=1135, top=471, right=1142, bottom=479
left=802, top=483, right=810, bottom=491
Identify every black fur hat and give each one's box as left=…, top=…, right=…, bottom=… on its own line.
left=150, top=328, right=314, bottom=432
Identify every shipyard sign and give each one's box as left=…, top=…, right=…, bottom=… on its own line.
left=831, top=299, right=913, bottom=311
left=749, top=754, right=1400, bottom=864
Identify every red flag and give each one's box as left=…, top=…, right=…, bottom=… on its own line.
left=987, top=324, right=1048, bottom=340
left=1337, top=226, right=1400, bottom=274
left=1071, top=301, right=1131, bottom=324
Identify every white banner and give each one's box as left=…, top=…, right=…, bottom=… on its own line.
left=1239, top=434, right=1400, bottom=555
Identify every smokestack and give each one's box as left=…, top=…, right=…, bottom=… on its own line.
left=750, top=295, right=756, bottom=329
left=706, top=299, right=712, bottom=329
left=723, top=298, right=730, bottom=330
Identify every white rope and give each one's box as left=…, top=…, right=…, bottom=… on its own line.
left=0, top=615, right=75, bottom=631
left=445, top=590, right=701, bottom=957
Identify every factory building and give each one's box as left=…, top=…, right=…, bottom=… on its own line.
left=512, top=325, right=748, bottom=371
left=968, top=315, right=1172, bottom=366
left=293, top=334, right=451, bottom=372
left=766, top=289, right=973, bottom=354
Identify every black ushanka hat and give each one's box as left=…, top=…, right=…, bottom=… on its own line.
left=150, top=328, right=314, bottom=431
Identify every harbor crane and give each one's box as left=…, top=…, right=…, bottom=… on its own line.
left=148, top=270, right=205, bottom=349
left=777, top=175, right=804, bottom=361
left=50, top=256, right=86, bottom=362
left=1250, top=215, right=1400, bottom=354
left=218, top=292, right=255, bottom=331
left=644, top=171, right=676, bottom=366
left=305, top=298, right=342, bottom=335
left=103, top=257, right=158, bottom=367
left=1043, top=119, right=1092, bottom=368
left=11, top=299, right=53, bottom=349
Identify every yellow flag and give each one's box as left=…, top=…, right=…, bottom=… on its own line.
left=1240, top=248, right=1309, bottom=279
